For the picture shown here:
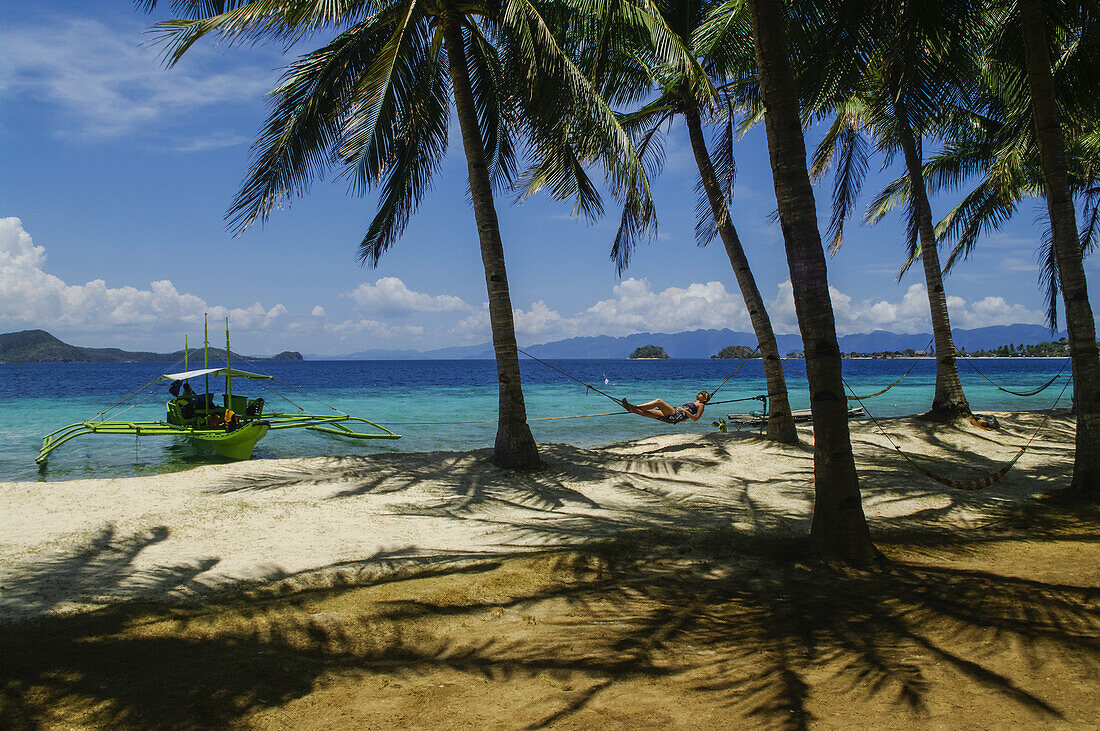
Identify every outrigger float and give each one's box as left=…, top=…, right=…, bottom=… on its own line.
left=37, top=317, right=399, bottom=467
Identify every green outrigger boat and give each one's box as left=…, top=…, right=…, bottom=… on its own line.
left=36, top=318, right=399, bottom=467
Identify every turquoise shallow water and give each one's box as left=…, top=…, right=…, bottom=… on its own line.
left=0, top=357, right=1072, bottom=481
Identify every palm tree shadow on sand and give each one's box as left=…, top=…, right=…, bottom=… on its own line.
left=2, top=416, right=1096, bottom=727
left=2, top=513, right=1097, bottom=727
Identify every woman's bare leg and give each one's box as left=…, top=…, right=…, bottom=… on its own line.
left=622, top=398, right=677, bottom=420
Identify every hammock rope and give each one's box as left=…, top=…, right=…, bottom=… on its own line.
left=779, top=355, right=1070, bottom=490
left=957, top=351, right=1070, bottom=397
left=517, top=347, right=625, bottom=405
left=845, top=338, right=932, bottom=400
left=707, top=344, right=762, bottom=398
left=516, top=346, right=764, bottom=411
left=850, top=377, right=1071, bottom=490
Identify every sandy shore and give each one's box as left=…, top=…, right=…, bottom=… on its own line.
left=3, top=411, right=1097, bottom=729
left=0, top=411, right=1078, bottom=623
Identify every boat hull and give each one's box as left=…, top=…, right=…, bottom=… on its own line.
left=185, top=421, right=270, bottom=460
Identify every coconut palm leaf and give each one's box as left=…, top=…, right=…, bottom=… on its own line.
left=351, top=16, right=451, bottom=264
left=226, top=9, right=409, bottom=234
left=694, top=105, right=736, bottom=247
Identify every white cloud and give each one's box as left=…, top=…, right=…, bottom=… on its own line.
left=454, top=279, right=754, bottom=344
left=0, top=217, right=1052, bottom=354
left=0, top=217, right=289, bottom=338
left=0, top=16, right=274, bottom=140
left=168, top=132, right=252, bottom=153
left=346, top=277, right=472, bottom=317
left=454, top=278, right=1047, bottom=346
left=580, top=278, right=751, bottom=335
left=323, top=319, right=424, bottom=339
left=767, top=281, right=1045, bottom=335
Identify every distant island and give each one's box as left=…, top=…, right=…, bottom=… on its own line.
left=629, top=344, right=669, bottom=359
left=965, top=339, right=1071, bottom=357
left=843, top=338, right=1073, bottom=359
left=711, top=345, right=761, bottom=359
left=317, top=325, right=1066, bottom=360
left=0, top=330, right=303, bottom=364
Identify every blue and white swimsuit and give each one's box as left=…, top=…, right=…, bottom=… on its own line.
left=667, top=401, right=698, bottom=424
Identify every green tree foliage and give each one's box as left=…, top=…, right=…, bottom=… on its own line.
left=138, top=0, right=664, bottom=469
left=629, top=345, right=670, bottom=359
left=712, top=345, right=760, bottom=359
left=971, top=339, right=1073, bottom=357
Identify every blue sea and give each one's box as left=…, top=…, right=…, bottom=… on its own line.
left=0, top=357, right=1072, bottom=481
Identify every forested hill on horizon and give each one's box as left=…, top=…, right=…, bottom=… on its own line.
left=317, top=324, right=1065, bottom=360
left=1, top=324, right=1066, bottom=363
left=0, top=330, right=303, bottom=364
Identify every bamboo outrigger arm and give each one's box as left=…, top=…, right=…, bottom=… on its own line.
left=37, top=420, right=199, bottom=465
left=264, top=412, right=401, bottom=439
left=37, top=412, right=400, bottom=466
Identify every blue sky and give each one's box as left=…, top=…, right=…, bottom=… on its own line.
left=1, top=2, right=1088, bottom=356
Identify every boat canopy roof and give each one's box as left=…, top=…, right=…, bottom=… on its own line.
left=158, top=367, right=274, bottom=382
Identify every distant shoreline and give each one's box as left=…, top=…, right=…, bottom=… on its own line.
left=1, top=355, right=1075, bottom=363
left=841, top=355, right=1067, bottom=360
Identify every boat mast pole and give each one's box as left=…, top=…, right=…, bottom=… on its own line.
left=204, top=314, right=210, bottom=398
left=226, top=317, right=232, bottom=407
left=184, top=335, right=189, bottom=371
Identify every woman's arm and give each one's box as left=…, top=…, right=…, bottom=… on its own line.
left=689, top=403, right=705, bottom=422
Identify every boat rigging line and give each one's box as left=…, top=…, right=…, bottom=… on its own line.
left=88, top=347, right=207, bottom=425
left=231, top=351, right=351, bottom=416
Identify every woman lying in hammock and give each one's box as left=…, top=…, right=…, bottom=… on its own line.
left=621, top=391, right=710, bottom=424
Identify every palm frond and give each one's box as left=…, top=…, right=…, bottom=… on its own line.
left=147, top=0, right=380, bottom=66
left=501, top=0, right=654, bottom=225
left=865, top=174, right=911, bottom=226
left=694, top=105, right=737, bottom=247
left=465, top=19, right=519, bottom=190
left=1039, top=225, right=1060, bottom=331
left=351, top=15, right=450, bottom=265
left=225, top=9, right=408, bottom=234
left=1080, top=182, right=1100, bottom=254
left=611, top=112, right=667, bottom=273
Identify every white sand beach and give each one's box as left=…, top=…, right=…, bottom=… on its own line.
left=0, top=411, right=1080, bottom=622
left=4, top=411, right=1099, bottom=730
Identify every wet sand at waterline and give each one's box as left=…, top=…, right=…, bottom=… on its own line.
left=2, top=412, right=1097, bottom=728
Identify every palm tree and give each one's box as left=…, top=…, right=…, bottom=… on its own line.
left=732, top=0, right=877, bottom=561
left=808, top=0, right=986, bottom=420
left=139, top=0, right=660, bottom=469
left=1015, top=0, right=1100, bottom=496
left=587, top=0, right=798, bottom=443
left=902, top=65, right=1099, bottom=331
left=906, top=0, right=1100, bottom=496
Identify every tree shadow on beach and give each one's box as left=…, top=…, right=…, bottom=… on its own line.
left=3, top=413, right=1094, bottom=727
left=0, top=523, right=221, bottom=623
left=2, top=502, right=1098, bottom=728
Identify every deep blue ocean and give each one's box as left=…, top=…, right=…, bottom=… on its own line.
left=0, top=357, right=1072, bottom=481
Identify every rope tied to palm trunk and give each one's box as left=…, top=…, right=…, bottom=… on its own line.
left=845, top=338, right=933, bottom=400
left=780, top=355, right=1070, bottom=491
left=515, top=346, right=765, bottom=413
left=956, top=351, right=1070, bottom=397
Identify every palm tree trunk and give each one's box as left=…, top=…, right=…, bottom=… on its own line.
left=683, top=102, right=798, bottom=444
left=746, top=0, right=876, bottom=562
left=441, top=2, right=539, bottom=469
left=893, top=102, right=971, bottom=419
left=1021, top=0, right=1100, bottom=497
